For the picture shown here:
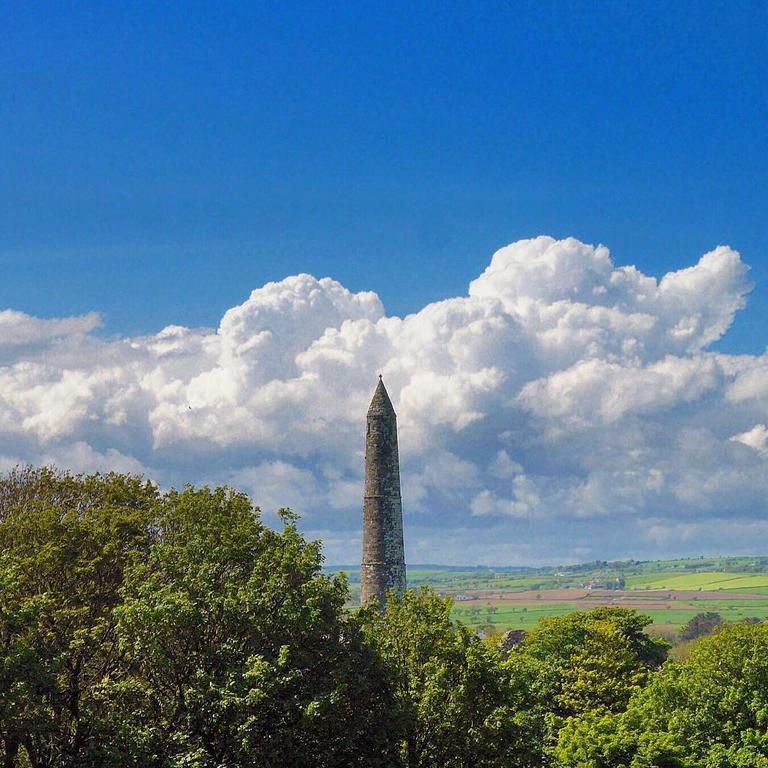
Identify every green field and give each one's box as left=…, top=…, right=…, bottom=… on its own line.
left=452, top=603, right=576, bottom=629
left=331, top=555, right=768, bottom=635
left=626, top=571, right=768, bottom=591
left=452, top=602, right=768, bottom=631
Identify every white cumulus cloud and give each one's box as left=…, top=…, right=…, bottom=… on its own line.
left=731, top=424, right=768, bottom=455
left=0, top=236, right=765, bottom=564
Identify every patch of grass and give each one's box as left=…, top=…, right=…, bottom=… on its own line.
left=726, top=585, right=768, bottom=595
left=339, top=556, right=768, bottom=631
left=451, top=597, right=768, bottom=631
left=708, top=575, right=768, bottom=590
left=626, top=571, right=768, bottom=591
left=452, top=602, right=579, bottom=629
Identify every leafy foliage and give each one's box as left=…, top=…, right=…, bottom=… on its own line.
left=111, top=487, right=397, bottom=767
left=0, top=467, right=158, bottom=767
left=1, top=467, right=767, bottom=768
left=361, top=587, right=541, bottom=768
left=680, top=611, right=723, bottom=641
left=498, top=607, right=669, bottom=766
left=556, top=622, right=768, bottom=767
left=0, top=469, right=395, bottom=768
left=518, top=608, right=669, bottom=719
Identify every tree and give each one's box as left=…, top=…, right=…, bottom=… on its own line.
left=361, top=587, right=542, bottom=768
left=0, top=467, right=158, bottom=768
left=110, top=489, right=398, bottom=768
left=517, top=607, right=668, bottom=718
left=0, top=469, right=397, bottom=768
left=0, top=560, right=51, bottom=768
left=556, top=622, right=768, bottom=767
left=507, top=607, right=669, bottom=765
left=680, top=611, right=723, bottom=641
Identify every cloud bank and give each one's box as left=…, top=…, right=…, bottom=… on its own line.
left=2, top=236, right=766, bottom=564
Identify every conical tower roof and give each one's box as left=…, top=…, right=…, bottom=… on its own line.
left=367, top=375, right=396, bottom=418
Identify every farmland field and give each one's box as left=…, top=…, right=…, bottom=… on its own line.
left=330, top=555, right=768, bottom=634
left=626, top=571, right=768, bottom=591
left=451, top=600, right=768, bottom=631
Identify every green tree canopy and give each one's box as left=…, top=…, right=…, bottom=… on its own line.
left=680, top=611, right=723, bottom=642
left=0, top=469, right=397, bottom=768
left=516, top=607, right=669, bottom=719
left=505, top=607, right=669, bottom=765
left=0, top=467, right=158, bottom=768
left=4, top=466, right=768, bottom=768
left=361, top=587, right=542, bottom=768
left=556, top=621, right=768, bottom=768
left=111, top=487, right=398, bottom=768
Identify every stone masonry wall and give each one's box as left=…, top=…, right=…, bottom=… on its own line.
left=360, top=380, right=406, bottom=606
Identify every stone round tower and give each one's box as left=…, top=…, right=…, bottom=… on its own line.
left=360, top=376, right=406, bottom=606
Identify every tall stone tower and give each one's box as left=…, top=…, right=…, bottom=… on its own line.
left=361, top=376, right=406, bottom=606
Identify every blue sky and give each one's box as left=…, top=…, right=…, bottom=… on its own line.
left=1, top=3, right=767, bottom=563
left=2, top=2, right=765, bottom=349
